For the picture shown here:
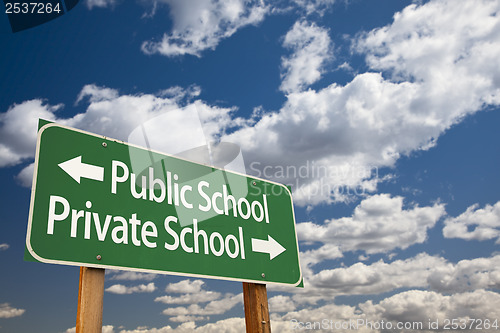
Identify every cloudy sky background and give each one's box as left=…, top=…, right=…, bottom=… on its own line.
left=1, top=0, right=500, bottom=332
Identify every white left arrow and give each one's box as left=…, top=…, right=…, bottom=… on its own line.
left=58, top=156, right=104, bottom=184
left=251, top=235, right=286, bottom=260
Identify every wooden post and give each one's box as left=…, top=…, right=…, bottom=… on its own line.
left=242, top=282, right=271, bottom=333
left=76, top=267, right=105, bottom=333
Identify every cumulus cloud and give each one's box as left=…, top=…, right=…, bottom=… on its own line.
left=281, top=253, right=500, bottom=306
left=305, top=253, right=445, bottom=297
left=96, top=288, right=500, bottom=332
left=0, top=84, right=239, bottom=186
left=0, top=85, right=169, bottom=171
left=267, top=289, right=500, bottom=333
left=158, top=85, right=201, bottom=103
left=0, top=303, right=25, bottom=318
left=356, top=0, right=500, bottom=98
left=427, top=255, right=500, bottom=293
left=64, top=325, right=115, bottom=333
left=118, top=318, right=245, bottom=333
left=360, top=289, right=500, bottom=332
left=107, top=271, right=158, bottom=281
left=280, top=21, right=332, bottom=93
left=15, top=162, right=34, bottom=187
left=4, top=1, right=500, bottom=208
left=292, top=0, right=336, bottom=16
left=141, top=0, right=268, bottom=57
left=300, top=243, right=343, bottom=266
left=268, top=295, right=297, bottom=313
left=298, top=243, right=343, bottom=280
left=275, top=303, right=372, bottom=333
left=105, top=282, right=156, bottom=294
left=0, top=100, right=59, bottom=167
left=85, top=0, right=116, bottom=10
left=297, top=194, right=445, bottom=254
left=75, top=84, right=119, bottom=104
left=164, top=279, right=205, bottom=294
left=225, top=0, right=500, bottom=205
left=162, top=293, right=243, bottom=322
left=154, top=279, right=240, bottom=323
left=443, top=201, right=500, bottom=242
left=155, top=291, right=221, bottom=305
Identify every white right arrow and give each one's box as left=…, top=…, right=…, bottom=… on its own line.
left=58, top=156, right=104, bottom=184
left=251, top=235, right=286, bottom=260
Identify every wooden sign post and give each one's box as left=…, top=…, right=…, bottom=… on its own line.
left=243, top=282, right=271, bottom=333
left=76, top=267, right=105, bottom=333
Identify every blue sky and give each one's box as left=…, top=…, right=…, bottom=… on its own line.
left=1, top=0, right=500, bottom=332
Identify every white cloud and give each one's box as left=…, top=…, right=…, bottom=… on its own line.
left=225, top=0, right=500, bottom=206
left=162, top=293, right=243, bottom=322
left=0, top=303, right=25, bottom=318
left=64, top=288, right=500, bottom=332
left=158, top=85, right=201, bottom=103
left=268, top=295, right=296, bottom=313
left=156, top=280, right=241, bottom=323
left=119, top=318, right=245, bottom=333
left=427, top=255, right=500, bottom=293
left=15, top=162, right=34, bottom=187
left=64, top=325, right=114, bottom=333
left=280, top=21, right=332, bottom=93
left=114, top=289, right=500, bottom=332
left=75, top=84, right=119, bottom=104
left=0, top=243, right=9, bottom=251
left=169, top=315, right=209, bottom=323
left=360, top=289, right=500, bottom=332
left=65, top=288, right=500, bottom=332
left=274, top=302, right=370, bottom=333
left=85, top=0, right=116, bottom=10
left=300, top=243, right=343, bottom=265
left=105, top=282, right=156, bottom=294
left=292, top=0, right=336, bottom=16
left=103, top=327, right=116, bottom=333
left=164, top=279, right=205, bottom=294
left=4, top=1, right=500, bottom=208
left=282, top=253, right=500, bottom=306
left=0, top=87, right=167, bottom=170
left=298, top=243, right=343, bottom=280
left=0, top=84, right=239, bottom=186
left=155, top=291, right=221, bottom=305
left=267, top=289, right=500, bottom=333
left=306, top=253, right=445, bottom=297
left=356, top=0, right=500, bottom=98
left=297, top=194, right=445, bottom=254
left=443, top=201, right=500, bottom=242
left=141, top=0, right=269, bottom=57
left=64, top=85, right=182, bottom=141
left=0, top=100, right=60, bottom=167
left=107, top=271, right=157, bottom=281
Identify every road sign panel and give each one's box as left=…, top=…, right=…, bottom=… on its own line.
left=26, top=122, right=302, bottom=286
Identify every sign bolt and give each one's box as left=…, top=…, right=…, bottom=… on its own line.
left=102, top=142, right=107, bottom=148
left=261, top=273, right=265, bottom=278
left=96, top=255, right=102, bottom=260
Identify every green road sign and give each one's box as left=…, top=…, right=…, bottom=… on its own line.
left=26, top=122, right=302, bottom=286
